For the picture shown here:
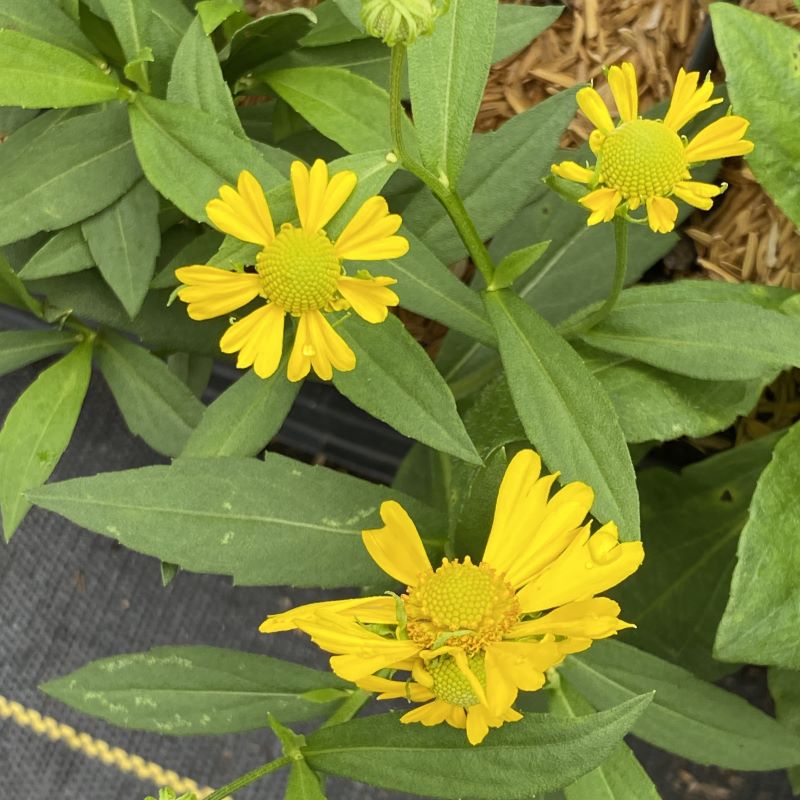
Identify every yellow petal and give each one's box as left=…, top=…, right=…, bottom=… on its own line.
left=205, top=170, right=275, bottom=246
left=447, top=704, right=467, bottom=729
left=362, top=500, right=432, bottom=586
left=401, top=699, right=452, bottom=726
left=551, top=160, right=595, bottom=184
left=356, top=674, right=434, bottom=702
left=259, top=595, right=397, bottom=633
left=672, top=179, right=725, bottom=211
left=576, top=86, right=615, bottom=134
left=645, top=195, right=679, bottom=233
left=589, top=129, right=606, bottom=155
left=580, top=187, right=621, bottom=225
left=334, top=196, right=408, bottom=261
left=509, top=597, right=633, bottom=640
left=684, top=115, right=754, bottom=163
left=663, top=68, right=723, bottom=132
left=290, top=159, right=357, bottom=234
left=337, top=276, right=399, bottom=323
left=516, top=522, right=644, bottom=612
left=608, top=62, right=638, bottom=123
left=489, top=640, right=563, bottom=683
left=219, top=303, right=285, bottom=378
left=466, top=705, right=491, bottom=745
left=175, top=266, right=262, bottom=320
left=287, top=309, right=355, bottom=383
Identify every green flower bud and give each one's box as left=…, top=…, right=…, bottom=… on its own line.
left=361, top=0, right=447, bottom=47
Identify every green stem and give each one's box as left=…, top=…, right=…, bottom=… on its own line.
left=388, top=46, right=496, bottom=284
left=204, top=755, right=292, bottom=800
left=321, top=688, right=371, bottom=729
left=559, top=216, right=628, bottom=337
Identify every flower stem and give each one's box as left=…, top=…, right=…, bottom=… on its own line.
left=388, top=46, right=496, bottom=284
left=204, top=755, right=292, bottom=800
left=321, top=688, right=371, bottom=728
left=558, top=216, right=629, bottom=337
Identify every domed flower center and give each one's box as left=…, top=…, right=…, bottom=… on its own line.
left=427, top=653, right=486, bottom=708
left=256, top=224, right=341, bottom=314
left=404, top=558, right=519, bottom=652
left=600, top=119, right=687, bottom=199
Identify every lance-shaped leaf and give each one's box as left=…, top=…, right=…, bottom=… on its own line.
left=0, top=342, right=92, bottom=540
left=82, top=180, right=160, bottom=318
left=18, top=226, right=94, bottom=280
left=769, top=668, right=800, bottom=794
left=334, top=314, right=480, bottom=465
left=0, top=105, right=142, bottom=247
left=98, top=0, right=152, bottom=90
left=129, top=94, right=284, bottom=223
left=28, top=454, right=445, bottom=587
left=0, top=30, right=121, bottom=108
left=303, top=696, right=653, bottom=800
left=42, top=646, right=348, bottom=734
left=0, top=253, right=42, bottom=316
left=561, top=640, right=800, bottom=770
left=484, top=289, right=639, bottom=539
left=715, top=420, right=800, bottom=669
left=0, top=330, right=80, bottom=378
left=96, top=330, right=204, bottom=457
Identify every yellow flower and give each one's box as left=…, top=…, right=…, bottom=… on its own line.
left=552, top=63, right=754, bottom=233
left=261, top=449, right=644, bottom=745
left=175, top=160, right=408, bottom=382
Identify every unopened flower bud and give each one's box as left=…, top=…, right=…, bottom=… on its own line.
left=361, top=0, right=446, bottom=47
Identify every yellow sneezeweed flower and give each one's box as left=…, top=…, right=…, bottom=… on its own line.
left=552, top=62, right=754, bottom=233
left=261, top=449, right=644, bottom=745
left=175, top=160, right=408, bottom=382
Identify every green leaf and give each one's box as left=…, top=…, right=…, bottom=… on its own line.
left=304, top=696, right=653, bottom=799
left=403, top=87, right=578, bottom=263
left=561, top=640, right=800, bottom=770
left=286, top=760, right=326, bottom=800
left=710, top=4, right=800, bottom=226
left=0, top=105, right=142, bottom=247
left=196, top=0, right=242, bottom=35
left=392, top=442, right=450, bottom=515
left=0, top=29, right=120, bottom=108
left=96, top=330, right=204, bottom=457
left=407, top=0, right=496, bottom=184
left=576, top=343, right=768, bottom=444
left=160, top=560, right=179, bottom=586
left=98, top=0, right=152, bottom=90
left=492, top=4, right=561, bottom=63
left=168, top=17, right=243, bottom=136
left=181, top=366, right=299, bottom=458
left=489, top=240, right=550, bottom=291
left=28, top=454, right=444, bottom=587
left=769, top=668, right=800, bottom=793
left=0, top=329, right=80, bottom=378
left=151, top=228, right=222, bottom=289
left=483, top=289, right=639, bottom=539
left=41, top=646, right=347, bottom=733
left=167, top=352, right=213, bottom=398
left=614, top=434, right=780, bottom=681
left=0, top=252, right=42, bottom=316
left=82, top=179, right=160, bottom=318
left=715, top=420, right=800, bottom=668
left=129, top=94, right=284, bottom=223
left=263, top=66, right=415, bottom=154
left=550, top=678, right=660, bottom=800
left=223, top=8, right=317, bottom=81
left=0, top=0, right=99, bottom=60
left=300, top=0, right=363, bottom=47
left=334, top=314, right=480, bottom=465
left=580, top=284, right=800, bottom=381
left=0, top=342, right=91, bottom=540
left=18, top=226, right=94, bottom=280
left=148, top=0, right=193, bottom=95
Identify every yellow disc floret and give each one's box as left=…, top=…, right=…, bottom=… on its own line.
left=427, top=653, right=486, bottom=708
left=404, top=557, right=519, bottom=652
left=600, top=119, right=688, bottom=200
left=256, top=223, right=342, bottom=314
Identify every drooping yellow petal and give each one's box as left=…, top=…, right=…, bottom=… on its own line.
left=516, top=522, right=644, bottom=612
left=175, top=266, right=262, bottom=321
left=608, top=62, right=638, bottom=123
left=447, top=705, right=467, bottom=729
left=580, top=187, right=621, bottom=225
left=290, top=159, right=357, bottom=234
left=337, top=276, right=399, bottom=323
left=356, top=674, right=434, bottom=702
left=589, top=129, right=605, bottom=155
left=663, top=68, right=723, bottom=132
left=645, top=195, right=679, bottom=233
left=334, top=196, right=409, bottom=261
left=509, top=597, right=633, bottom=641
left=576, top=86, right=615, bottom=134
left=489, top=640, right=563, bottom=683
left=206, top=171, right=275, bottom=246
left=287, top=309, right=355, bottom=382
left=362, top=500, right=432, bottom=586
left=259, top=595, right=397, bottom=633
left=672, top=179, right=725, bottom=211
left=401, top=699, right=453, bottom=726
left=551, top=160, right=595, bottom=184
left=219, top=303, right=285, bottom=378
left=465, top=704, right=491, bottom=745
left=684, top=115, right=754, bottom=163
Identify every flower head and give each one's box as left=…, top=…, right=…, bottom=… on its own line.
left=552, top=63, right=754, bottom=233
left=175, top=160, right=408, bottom=382
left=261, top=450, right=644, bottom=745
left=361, top=0, right=446, bottom=46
